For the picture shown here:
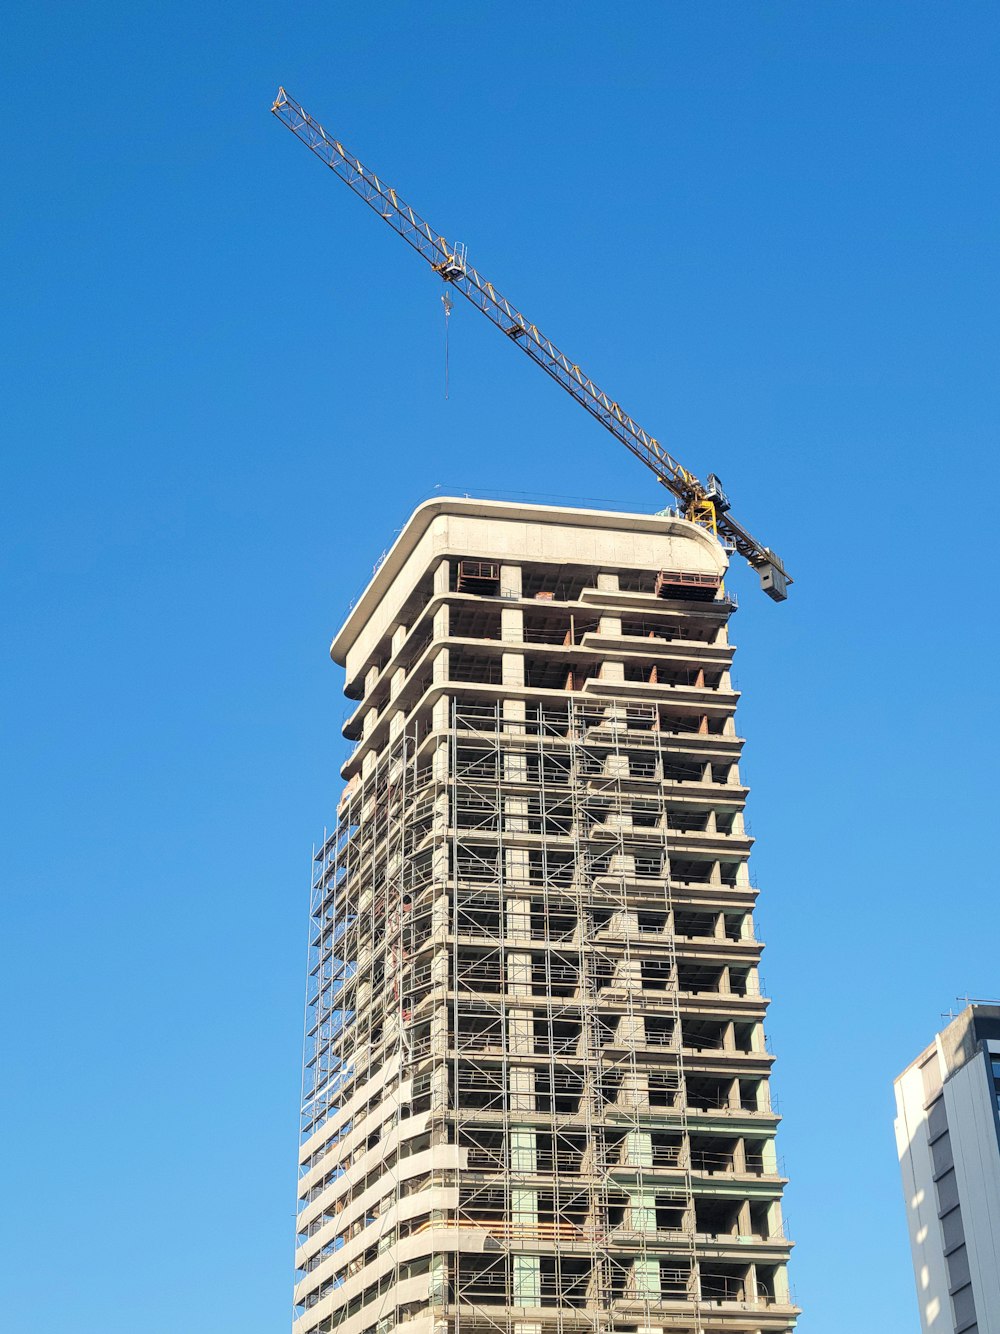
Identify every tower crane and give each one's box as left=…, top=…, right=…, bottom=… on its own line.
left=271, top=88, right=792, bottom=601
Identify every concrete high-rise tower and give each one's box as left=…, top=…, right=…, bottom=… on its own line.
left=295, top=499, right=798, bottom=1334
left=894, top=1003, right=1000, bottom=1333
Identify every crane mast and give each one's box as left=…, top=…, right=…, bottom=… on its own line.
left=271, top=87, right=791, bottom=601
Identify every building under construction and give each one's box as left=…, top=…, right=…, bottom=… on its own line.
left=295, top=498, right=798, bottom=1334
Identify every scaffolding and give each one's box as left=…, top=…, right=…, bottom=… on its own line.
left=298, top=686, right=791, bottom=1334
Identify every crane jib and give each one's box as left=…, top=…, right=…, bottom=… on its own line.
left=270, top=88, right=791, bottom=600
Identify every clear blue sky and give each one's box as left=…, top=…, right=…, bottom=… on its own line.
left=2, top=3, right=998, bottom=1330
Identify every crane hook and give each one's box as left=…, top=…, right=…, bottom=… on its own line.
left=441, top=291, right=453, bottom=399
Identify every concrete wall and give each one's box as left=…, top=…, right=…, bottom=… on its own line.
left=331, top=497, right=726, bottom=681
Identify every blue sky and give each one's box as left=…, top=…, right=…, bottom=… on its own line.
left=2, top=3, right=998, bottom=1330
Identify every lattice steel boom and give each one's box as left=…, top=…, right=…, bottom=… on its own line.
left=270, top=87, right=792, bottom=600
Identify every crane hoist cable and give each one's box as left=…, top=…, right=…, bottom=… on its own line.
left=270, top=87, right=792, bottom=602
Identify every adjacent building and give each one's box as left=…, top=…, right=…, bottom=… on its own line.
left=296, top=498, right=798, bottom=1334
left=894, top=1003, right=1000, bottom=1333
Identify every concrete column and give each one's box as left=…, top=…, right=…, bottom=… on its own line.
left=503, top=697, right=527, bottom=732
left=616, top=1011, right=646, bottom=1046
left=511, top=1128, right=537, bottom=1171
left=430, top=1064, right=449, bottom=1115
left=389, top=666, right=406, bottom=700
left=505, top=793, right=530, bottom=836
left=388, top=710, right=405, bottom=742
left=612, top=954, right=643, bottom=992
left=432, top=695, right=450, bottom=732
left=507, top=898, right=532, bottom=941
left=745, top=1263, right=759, bottom=1304
left=773, top=1264, right=791, bottom=1303
left=510, top=1065, right=535, bottom=1113
left=431, top=889, right=450, bottom=940
left=431, top=946, right=449, bottom=990
left=609, top=849, right=636, bottom=877
left=513, top=1254, right=540, bottom=1305
left=502, top=605, right=523, bottom=643
left=599, top=612, right=623, bottom=635
left=600, top=659, right=625, bottom=683
left=625, top=1191, right=657, bottom=1232
left=432, top=647, right=449, bottom=685
left=391, top=624, right=408, bottom=655
left=623, top=1129, right=654, bottom=1168
left=606, top=806, right=633, bottom=835
left=509, top=1011, right=534, bottom=1055
left=431, top=1004, right=449, bottom=1057
left=507, top=950, right=532, bottom=996
left=433, top=559, right=450, bottom=595
left=500, top=563, right=522, bottom=599
left=364, top=664, right=379, bottom=697
left=618, top=1069, right=650, bottom=1112
left=431, top=846, right=449, bottom=893
left=596, top=572, right=620, bottom=591
left=513, top=1186, right=538, bottom=1228
left=428, top=1253, right=448, bottom=1303
left=363, top=708, right=378, bottom=738
left=581, top=1136, right=604, bottom=1174
left=585, top=1265, right=605, bottom=1307
left=433, top=784, right=450, bottom=829
left=610, top=907, right=638, bottom=935
left=629, top=1257, right=661, bottom=1299
left=505, top=846, right=530, bottom=887
left=431, top=736, right=449, bottom=783
left=503, top=651, right=525, bottom=686
left=732, top=1137, right=747, bottom=1174
left=433, top=603, right=449, bottom=641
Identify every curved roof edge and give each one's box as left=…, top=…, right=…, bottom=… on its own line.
left=331, top=495, right=726, bottom=665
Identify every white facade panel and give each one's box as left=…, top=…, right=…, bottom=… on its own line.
left=894, top=1007, right=1000, bottom=1334
left=944, top=1054, right=1000, bottom=1329
left=894, top=1063, right=952, bottom=1332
